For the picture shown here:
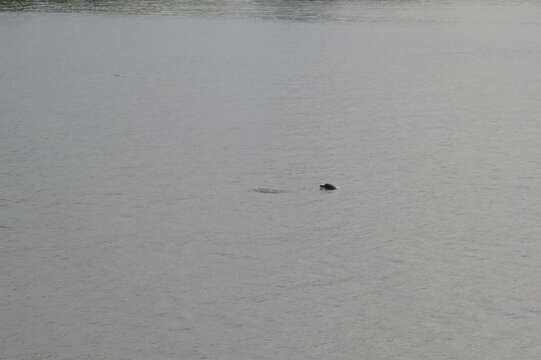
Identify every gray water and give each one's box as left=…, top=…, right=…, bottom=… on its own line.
left=3, top=1, right=541, bottom=359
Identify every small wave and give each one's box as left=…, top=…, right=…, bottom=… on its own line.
left=252, top=188, right=289, bottom=194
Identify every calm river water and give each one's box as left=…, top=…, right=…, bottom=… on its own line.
left=2, top=1, right=541, bottom=359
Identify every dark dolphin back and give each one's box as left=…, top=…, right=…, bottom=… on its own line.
left=320, top=184, right=337, bottom=190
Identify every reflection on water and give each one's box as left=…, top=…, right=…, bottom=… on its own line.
left=2, top=0, right=532, bottom=22
left=0, top=0, right=335, bottom=20
left=0, top=0, right=454, bottom=21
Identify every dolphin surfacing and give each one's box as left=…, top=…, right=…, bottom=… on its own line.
left=320, top=183, right=337, bottom=190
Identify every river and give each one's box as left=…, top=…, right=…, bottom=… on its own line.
left=2, top=1, right=541, bottom=359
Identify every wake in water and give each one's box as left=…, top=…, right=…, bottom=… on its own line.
left=251, top=188, right=289, bottom=194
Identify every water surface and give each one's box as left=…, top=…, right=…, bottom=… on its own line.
left=2, top=1, right=541, bottom=359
